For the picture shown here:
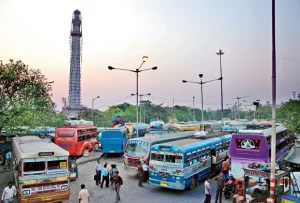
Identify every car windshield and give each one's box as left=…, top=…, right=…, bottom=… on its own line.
left=125, top=140, right=149, bottom=156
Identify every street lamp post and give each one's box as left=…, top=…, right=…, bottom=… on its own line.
left=92, top=96, right=100, bottom=120
left=182, top=74, right=220, bottom=131
left=216, top=49, right=225, bottom=129
left=192, top=96, right=195, bottom=122
left=108, top=56, right=157, bottom=137
left=131, top=93, right=151, bottom=124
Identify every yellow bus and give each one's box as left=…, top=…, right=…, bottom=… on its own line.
left=12, top=136, right=70, bottom=203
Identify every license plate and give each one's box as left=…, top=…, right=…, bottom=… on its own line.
left=129, top=168, right=135, bottom=172
left=41, top=196, right=52, bottom=201
left=160, top=181, right=168, bottom=187
left=110, top=150, right=115, bottom=153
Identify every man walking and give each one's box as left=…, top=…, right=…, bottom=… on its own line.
left=5, top=151, right=12, bottom=170
left=78, top=184, right=89, bottom=203
left=204, top=177, right=211, bottom=203
left=142, top=161, right=149, bottom=182
left=137, top=161, right=144, bottom=187
left=214, top=173, right=225, bottom=203
left=95, top=159, right=101, bottom=185
left=222, top=156, right=230, bottom=181
left=1, top=181, right=16, bottom=203
left=114, top=171, right=123, bottom=203
left=101, top=163, right=109, bottom=188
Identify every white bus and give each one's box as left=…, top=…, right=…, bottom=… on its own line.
left=12, top=136, right=70, bottom=203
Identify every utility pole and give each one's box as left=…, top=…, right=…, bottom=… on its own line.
left=270, top=0, right=277, bottom=202
left=140, top=95, right=143, bottom=123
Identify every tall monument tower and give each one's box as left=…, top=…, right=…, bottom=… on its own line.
left=64, top=9, right=86, bottom=118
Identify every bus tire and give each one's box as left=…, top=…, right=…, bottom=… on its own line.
left=188, top=175, right=198, bottom=190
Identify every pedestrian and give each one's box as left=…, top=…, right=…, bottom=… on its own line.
left=114, top=171, right=123, bottom=203
left=137, top=161, right=144, bottom=187
left=78, top=184, right=89, bottom=203
left=5, top=151, right=12, bottom=170
left=1, top=181, right=16, bottom=203
left=204, top=177, right=212, bottom=203
left=233, top=181, right=245, bottom=203
left=211, top=152, right=217, bottom=174
left=106, top=162, right=111, bottom=184
left=222, top=156, right=230, bottom=181
left=214, top=173, right=225, bottom=203
left=95, top=159, right=101, bottom=185
left=110, top=164, right=118, bottom=188
left=141, top=161, right=149, bottom=182
left=101, top=163, right=109, bottom=188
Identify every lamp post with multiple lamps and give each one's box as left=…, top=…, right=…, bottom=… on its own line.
left=131, top=93, right=151, bottom=124
left=182, top=74, right=220, bottom=131
left=92, top=96, right=100, bottom=120
left=108, top=56, right=157, bottom=137
left=216, top=49, right=225, bottom=130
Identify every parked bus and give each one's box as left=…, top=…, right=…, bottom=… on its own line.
left=55, top=124, right=98, bottom=157
left=148, top=134, right=232, bottom=190
left=124, top=131, right=197, bottom=173
left=12, top=136, right=70, bottom=203
left=229, top=124, right=291, bottom=179
left=101, top=127, right=128, bottom=153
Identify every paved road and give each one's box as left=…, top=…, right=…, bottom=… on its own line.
left=66, top=154, right=233, bottom=203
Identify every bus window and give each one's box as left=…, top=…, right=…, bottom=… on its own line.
left=48, top=160, right=68, bottom=170
left=166, top=153, right=183, bottom=164
left=24, top=162, right=45, bottom=172
left=151, top=152, right=164, bottom=162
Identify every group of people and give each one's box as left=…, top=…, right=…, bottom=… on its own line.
left=83, top=159, right=123, bottom=203
left=204, top=157, right=245, bottom=203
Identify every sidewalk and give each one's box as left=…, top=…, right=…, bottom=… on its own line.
left=77, top=151, right=103, bottom=165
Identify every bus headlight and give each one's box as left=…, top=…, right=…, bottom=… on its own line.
left=61, top=185, right=69, bottom=190
left=22, top=190, right=31, bottom=196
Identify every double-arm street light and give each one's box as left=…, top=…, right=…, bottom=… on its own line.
left=92, top=96, right=100, bottom=120
left=182, top=74, right=220, bottom=131
left=109, top=56, right=157, bottom=137
left=216, top=49, right=225, bottom=128
left=131, top=93, right=151, bottom=124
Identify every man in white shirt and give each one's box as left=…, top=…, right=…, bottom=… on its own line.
left=204, top=177, right=211, bottom=203
left=78, top=184, right=89, bottom=203
left=95, top=160, right=102, bottom=185
left=141, top=161, right=149, bottom=182
left=1, top=181, right=16, bottom=203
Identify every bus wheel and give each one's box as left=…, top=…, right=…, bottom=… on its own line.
left=188, top=175, right=198, bottom=190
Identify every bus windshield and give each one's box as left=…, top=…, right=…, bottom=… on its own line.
left=126, top=140, right=149, bottom=156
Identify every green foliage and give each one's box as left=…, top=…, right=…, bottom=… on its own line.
left=0, top=60, right=54, bottom=132
left=277, top=100, right=300, bottom=133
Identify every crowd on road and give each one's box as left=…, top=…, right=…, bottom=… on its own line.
left=204, top=157, right=245, bottom=203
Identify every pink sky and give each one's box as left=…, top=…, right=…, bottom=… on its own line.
left=1, top=0, right=299, bottom=111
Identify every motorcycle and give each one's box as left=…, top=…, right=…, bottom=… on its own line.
left=224, top=174, right=236, bottom=199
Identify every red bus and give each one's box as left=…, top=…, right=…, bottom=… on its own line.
left=54, top=124, right=98, bottom=157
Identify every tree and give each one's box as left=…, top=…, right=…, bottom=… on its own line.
left=277, top=100, right=300, bottom=133
left=0, top=60, right=54, bottom=133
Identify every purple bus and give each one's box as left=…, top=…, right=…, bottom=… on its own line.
left=229, top=124, right=291, bottom=179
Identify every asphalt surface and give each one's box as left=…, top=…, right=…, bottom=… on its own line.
left=66, top=154, right=232, bottom=203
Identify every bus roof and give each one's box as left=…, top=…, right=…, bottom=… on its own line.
left=237, top=125, right=286, bottom=137
left=14, top=136, right=69, bottom=159
left=161, top=138, right=200, bottom=146
left=151, top=134, right=232, bottom=153
left=128, top=131, right=197, bottom=143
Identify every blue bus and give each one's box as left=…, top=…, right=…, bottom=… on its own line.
left=101, top=127, right=128, bottom=153
left=149, top=134, right=232, bottom=190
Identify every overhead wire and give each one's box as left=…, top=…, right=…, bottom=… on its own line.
left=94, top=95, right=133, bottom=108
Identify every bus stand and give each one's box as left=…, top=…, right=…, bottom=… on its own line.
left=242, top=165, right=293, bottom=203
